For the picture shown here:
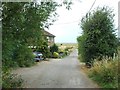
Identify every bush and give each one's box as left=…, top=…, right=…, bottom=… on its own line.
left=78, top=54, right=84, bottom=62
left=77, top=35, right=86, bottom=63
left=65, top=51, right=68, bottom=55
left=53, top=52, right=59, bottom=58
left=2, top=40, right=19, bottom=68
left=14, top=45, right=35, bottom=67
left=65, top=47, right=72, bottom=51
left=50, top=44, right=58, bottom=54
left=88, top=56, right=119, bottom=88
left=77, top=7, right=118, bottom=66
left=58, top=46, right=73, bottom=58
left=2, top=67, right=24, bottom=88
left=37, top=41, right=51, bottom=59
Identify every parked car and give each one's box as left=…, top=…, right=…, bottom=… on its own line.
left=33, top=51, right=44, bottom=62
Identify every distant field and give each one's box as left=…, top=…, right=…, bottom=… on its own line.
left=56, top=43, right=78, bottom=48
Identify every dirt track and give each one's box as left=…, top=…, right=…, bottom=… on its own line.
left=12, top=49, right=99, bottom=88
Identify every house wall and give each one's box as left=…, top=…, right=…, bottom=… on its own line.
left=47, top=36, right=55, bottom=46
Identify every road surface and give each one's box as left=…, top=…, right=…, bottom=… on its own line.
left=13, top=49, right=99, bottom=88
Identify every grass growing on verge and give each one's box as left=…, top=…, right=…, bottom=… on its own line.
left=2, top=67, right=24, bottom=88
left=88, top=56, right=119, bottom=88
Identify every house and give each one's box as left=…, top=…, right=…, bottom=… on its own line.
left=43, top=30, right=55, bottom=46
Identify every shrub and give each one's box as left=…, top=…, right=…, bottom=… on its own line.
left=14, top=45, right=35, bottom=67
left=58, top=46, right=73, bottom=58
left=2, top=73, right=24, bottom=88
left=50, top=44, right=58, bottom=54
left=2, top=67, right=24, bottom=88
left=65, top=51, right=68, bottom=55
left=88, top=56, right=119, bottom=88
left=53, top=52, right=59, bottom=58
left=37, top=41, right=51, bottom=59
left=2, top=40, right=19, bottom=68
left=77, top=7, right=118, bottom=66
left=78, top=54, right=84, bottom=62
left=65, top=47, right=73, bottom=52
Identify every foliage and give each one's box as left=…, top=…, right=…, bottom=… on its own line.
left=77, top=35, right=86, bottom=62
left=58, top=47, right=72, bottom=58
left=2, top=2, right=58, bottom=88
left=14, top=45, right=35, bottom=67
left=2, top=2, right=58, bottom=68
left=88, top=56, right=119, bottom=88
left=53, top=52, right=59, bottom=58
left=37, top=40, right=51, bottom=59
left=62, top=0, right=73, bottom=10
left=2, top=1, right=72, bottom=88
left=118, top=38, right=120, bottom=46
left=2, top=67, right=24, bottom=88
left=64, top=46, right=73, bottom=55
left=50, top=44, right=59, bottom=54
left=65, top=46, right=73, bottom=51
left=77, top=7, right=118, bottom=66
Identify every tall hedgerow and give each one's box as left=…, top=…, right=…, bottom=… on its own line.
left=77, top=7, right=118, bottom=66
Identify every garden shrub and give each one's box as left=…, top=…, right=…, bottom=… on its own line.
left=50, top=44, right=58, bottom=54
left=53, top=52, right=59, bottom=58
left=65, top=51, right=68, bottom=55
left=37, top=41, right=51, bottom=59
left=58, top=46, right=73, bottom=58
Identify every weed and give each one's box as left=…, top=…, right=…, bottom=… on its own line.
left=88, top=56, right=119, bottom=88
left=2, top=67, right=24, bottom=88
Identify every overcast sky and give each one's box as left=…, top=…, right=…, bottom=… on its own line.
left=46, top=0, right=119, bottom=43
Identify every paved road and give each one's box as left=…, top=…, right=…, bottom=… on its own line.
left=13, top=49, right=99, bottom=88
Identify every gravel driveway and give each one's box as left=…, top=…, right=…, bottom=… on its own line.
left=12, top=49, right=99, bottom=88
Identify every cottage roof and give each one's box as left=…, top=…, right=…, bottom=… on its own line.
left=43, top=30, right=55, bottom=37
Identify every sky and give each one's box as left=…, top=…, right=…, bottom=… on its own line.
left=45, top=0, right=119, bottom=43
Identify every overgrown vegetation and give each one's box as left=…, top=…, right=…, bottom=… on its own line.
left=88, top=54, right=119, bottom=88
left=77, top=6, right=119, bottom=88
left=2, top=67, right=24, bottom=88
left=49, top=43, right=73, bottom=58
left=77, top=7, right=118, bottom=66
left=50, top=44, right=59, bottom=55
left=2, top=2, right=58, bottom=68
left=36, top=40, right=51, bottom=59
left=2, top=1, right=73, bottom=87
left=2, top=2, right=58, bottom=88
left=58, top=46, right=73, bottom=58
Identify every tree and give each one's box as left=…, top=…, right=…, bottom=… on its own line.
left=37, top=38, right=51, bottom=59
left=78, top=7, right=118, bottom=66
left=2, top=1, right=72, bottom=88
left=50, top=44, right=59, bottom=54
left=2, top=2, right=58, bottom=68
